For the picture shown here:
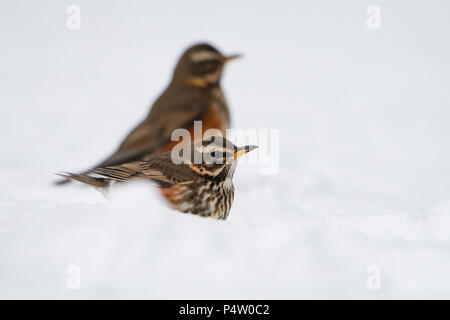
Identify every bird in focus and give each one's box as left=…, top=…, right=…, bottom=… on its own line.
left=58, top=137, right=257, bottom=220
left=56, top=43, right=240, bottom=185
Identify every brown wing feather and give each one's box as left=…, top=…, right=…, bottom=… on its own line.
left=93, top=86, right=210, bottom=168
left=139, top=153, right=196, bottom=185
left=54, top=87, right=210, bottom=185
left=89, top=162, right=145, bottom=181
left=67, top=152, right=196, bottom=188
left=55, top=172, right=111, bottom=188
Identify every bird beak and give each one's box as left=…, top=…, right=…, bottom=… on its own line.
left=234, top=145, right=258, bottom=158
left=223, top=54, right=242, bottom=63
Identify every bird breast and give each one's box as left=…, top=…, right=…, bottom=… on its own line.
left=167, top=179, right=235, bottom=220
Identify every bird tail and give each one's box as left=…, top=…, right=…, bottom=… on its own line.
left=55, top=162, right=145, bottom=188
left=55, top=172, right=112, bottom=188
left=54, top=169, right=92, bottom=186
left=54, top=155, right=144, bottom=186
left=54, top=177, right=72, bottom=185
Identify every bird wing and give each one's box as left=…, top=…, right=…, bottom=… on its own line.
left=93, top=87, right=210, bottom=168
left=88, top=153, right=196, bottom=187
left=89, top=162, right=146, bottom=182
left=54, top=87, right=210, bottom=186
left=139, top=153, right=196, bottom=185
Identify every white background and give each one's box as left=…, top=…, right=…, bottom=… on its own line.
left=1, top=0, right=450, bottom=298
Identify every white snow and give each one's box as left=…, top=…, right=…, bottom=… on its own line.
left=1, top=0, right=450, bottom=299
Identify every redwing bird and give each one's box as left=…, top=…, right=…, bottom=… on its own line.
left=56, top=43, right=240, bottom=185
left=58, top=137, right=257, bottom=220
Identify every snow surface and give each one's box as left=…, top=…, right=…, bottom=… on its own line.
left=1, top=0, right=450, bottom=298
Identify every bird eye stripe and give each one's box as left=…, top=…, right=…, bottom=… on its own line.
left=190, top=51, right=222, bottom=62
left=197, top=145, right=230, bottom=153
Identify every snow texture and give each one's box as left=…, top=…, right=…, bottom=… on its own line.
left=1, top=0, right=450, bottom=298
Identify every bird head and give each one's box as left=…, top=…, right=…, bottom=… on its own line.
left=185, top=136, right=257, bottom=179
left=172, top=43, right=241, bottom=88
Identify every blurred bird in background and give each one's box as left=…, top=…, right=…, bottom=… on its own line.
left=58, top=137, right=257, bottom=220
left=56, top=43, right=240, bottom=185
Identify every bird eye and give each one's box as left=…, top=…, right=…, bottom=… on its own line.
left=201, top=60, right=220, bottom=73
